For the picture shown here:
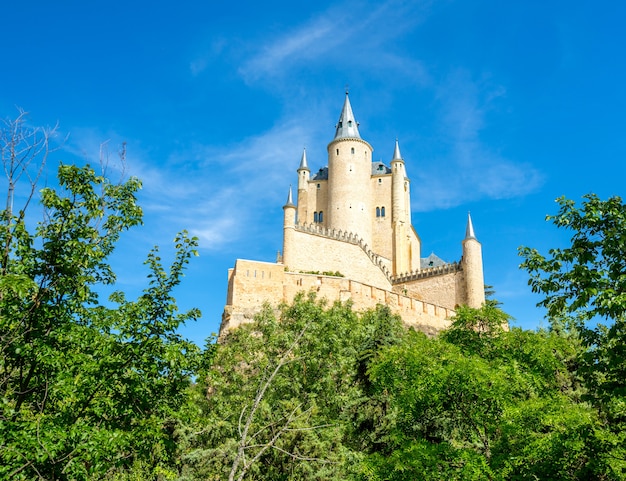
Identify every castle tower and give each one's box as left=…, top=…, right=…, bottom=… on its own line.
left=391, top=140, right=409, bottom=274
left=461, top=213, right=485, bottom=307
left=296, top=148, right=309, bottom=223
left=326, top=92, right=374, bottom=246
left=282, top=186, right=296, bottom=268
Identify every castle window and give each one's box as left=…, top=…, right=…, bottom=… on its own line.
left=376, top=207, right=381, bottom=217
left=381, top=206, right=386, bottom=217
left=314, top=212, right=319, bottom=223
left=318, top=211, right=323, bottom=222
left=348, top=120, right=352, bottom=127
left=336, top=148, right=339, bottom=155
left=351, top=147, right=355, bottom=154
left=317, top=183, right=321, bottom=189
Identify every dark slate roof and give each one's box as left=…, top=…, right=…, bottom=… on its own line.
left=372, top=161, right=391, bottom=175
left=334, top=92, right=361, bottom=140
left=420, top=253, right=447, bottom=269
left=312, top=167, right=328, bottom=180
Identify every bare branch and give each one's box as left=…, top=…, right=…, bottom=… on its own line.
left=228, top=322, right=315, bottom=481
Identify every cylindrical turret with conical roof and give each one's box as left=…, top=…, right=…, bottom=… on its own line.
left=326, top=92, right=373, bottom=246
left=282, top=186, right=296, bottom=269
left=391, top=139, right=409, bottom=275
left=296, top=148, right=309, bottom=224
left=462, top=213, right=485, bottom=307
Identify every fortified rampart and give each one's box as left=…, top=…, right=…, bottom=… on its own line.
left=286, top=223, right=392, bottom=289
left=221, top=258, right=455, bottom=338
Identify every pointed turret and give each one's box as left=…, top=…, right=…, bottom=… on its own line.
left=392, top=138, right=403, bottom=161
left=334, top=91, right=361, bottom=140
left=296, top=149, right=310, bottom=223
left=284, top=184, right=295, bottom=207
left=298, top=148, right=309, bottom=171
left=462, top=212, right=485, bottom=308
left=465, top=212, right=476, bottom=239
left=282, top=185, right=297, bottom=267
left=327, top=91, right=373, bottom=246
left=391, top=138, right=415, bottom=274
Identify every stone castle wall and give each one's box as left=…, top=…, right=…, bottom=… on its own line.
left=285, top=223, right=393, bottom=291
left=222, top=258, right=454, bottom=336
left=392, top=264, right=466, bottom=311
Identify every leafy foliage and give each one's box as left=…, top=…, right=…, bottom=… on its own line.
left=361, top=306, right=614, bottom=480
left=182, top=295, right=405, bottom=480
left=520, top=194, right=626, bottom=477
left=519, top=194, right=626, bottom=323
left=0, top=160, right=200, bottom=479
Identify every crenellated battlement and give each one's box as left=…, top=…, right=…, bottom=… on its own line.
left=392, top=261, right=463, bottom=284
left=222, top=259, right=455, bottom=337
left=295, top=222, right=393, bottom=281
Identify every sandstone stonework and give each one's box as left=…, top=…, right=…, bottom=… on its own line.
left=221, top=93, right=486, bottom=337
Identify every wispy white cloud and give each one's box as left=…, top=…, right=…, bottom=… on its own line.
left=236, top=0, right=432, bottom=85
left=124, top=120, right=326, bottom=252
left=412, top=70, right=544, bottom=211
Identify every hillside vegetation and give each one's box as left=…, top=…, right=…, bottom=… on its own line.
left=1, top=114, right=625, bottom=479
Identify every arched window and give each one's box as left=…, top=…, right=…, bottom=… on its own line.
left=314, top=212, right=318, bottom=223
left=381, top=206, right=386, bottom=217
left=376, top=207, right=381, bottom=217
left=319, top=211, right=323, bottom=222
left=351, top=147, right=355, bottom=154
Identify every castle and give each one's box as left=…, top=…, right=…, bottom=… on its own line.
left=221, top=93, right=485, bottom=335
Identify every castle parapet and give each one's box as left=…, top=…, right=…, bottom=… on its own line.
left=391, top=261, right=462, bottom=284
left=295, top=222, right=392, bottom=281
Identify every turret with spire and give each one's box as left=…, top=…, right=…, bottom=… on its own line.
left=282, top=185, right=297, bottom=268
left=462, top=212, right=485, bottom=307
left=296, top=148, right=310, bottom=223
left=326, top=92, right=374, bottom=245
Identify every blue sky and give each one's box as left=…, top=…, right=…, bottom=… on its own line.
left=2, top=1, right=625, bottom=345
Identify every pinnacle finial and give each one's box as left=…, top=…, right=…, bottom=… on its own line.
left=465, top=212, right=477, bottom=239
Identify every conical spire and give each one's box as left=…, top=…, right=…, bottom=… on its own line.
left=298, top=147, right=309, bottom=171
left=334, top=91, right=361, bottom=140
left=285, top=185, right=294, bottom=206
left=465, top=212, right=477, bottom=240
left=392, top=138, right=403, bottom=161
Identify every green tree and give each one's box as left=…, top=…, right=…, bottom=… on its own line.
left=183, top=295, right=405, bottom=480
left=519, top=194, right=626, bottom=476
left=361, top=305, right=610, bottom=480
left=0, top=112, right=201, bottom=480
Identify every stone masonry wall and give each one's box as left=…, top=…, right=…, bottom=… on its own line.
left=222, top=258, right=454, bottom=336
left=284, top=226, right=392, bottom=291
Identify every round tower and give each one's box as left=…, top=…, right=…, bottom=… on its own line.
left=282, top=186, right=296, bottom=269
left=462, top=213, right=485, bottom=307
left=326, top=92, right=373, bottom=246
left=391, top=139, right=409, bottom=275
left=296, top=148, right=309, bottom=224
